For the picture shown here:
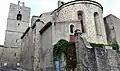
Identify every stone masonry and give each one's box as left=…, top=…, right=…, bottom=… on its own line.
left=0, top=1, right=31, bottom=68
left=104, top=14, right=120, bottom=46
left=75, top=29, right=120, bottom=71
left=1, top=0, right=120, bottom=71
left=20, top=0, right=120, bottom=71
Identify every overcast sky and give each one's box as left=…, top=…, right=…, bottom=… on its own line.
left=0, top=0, right=119, bottom=45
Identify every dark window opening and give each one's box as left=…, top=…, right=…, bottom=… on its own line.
left=78, top=13, right=82, bottom=20
left=17, top=11, right=22, bottom=20
left=54, top=23, right=56, bottom=26
left=70, top=25, right=74, bottom=33
left=16, top=39, right=18, bottom=42
left=78, top=11, right=85, bottom=33
left=18, top=23, right=20, bottom=26
left=81, top=20, right=85, bottom=33
left=14, top=53, right=16, bottom=56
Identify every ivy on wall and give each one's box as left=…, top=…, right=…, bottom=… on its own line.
left=53, top=40, right=119, bottom=61
left=53, top=39, right=77, bottom=71
left=109, top=43, right=119, bottom=50
left=53, top=39, right=68, bottom=61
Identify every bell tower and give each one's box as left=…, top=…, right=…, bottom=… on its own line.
left=4, top=1, right=30, bottom=47
left=2, top=1, right=30, bottom=67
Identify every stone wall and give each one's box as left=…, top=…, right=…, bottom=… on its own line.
left=20, top=28, right=34, bottom=71
left=39, top=24, right=53, bottom=71
left=20, top=19, right=54, bottom=71
left=75, top=32, right=120, bottom=71
left=0, top=45, right=21, bottom=68
left=4, top=32, right=22, bottom=47
left=104, top=14, right=120, bottom=45
left=3, top=47, right=21, bottom=67
left=40, top=12, right=52, bottom=24
left=0, top=45, right=5, bottom=67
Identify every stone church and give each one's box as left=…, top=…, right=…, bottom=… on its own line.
left=0, top=0, right=120, bottom=71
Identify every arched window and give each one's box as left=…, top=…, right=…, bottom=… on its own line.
left=94, top=12, right=101, bottom=35
left=78, top=11, right=85, bottom=33
left=17, top=11, right=22, bottom=20
left=70, top=24, right=74, bottom=33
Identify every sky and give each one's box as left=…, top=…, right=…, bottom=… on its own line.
left=0, top=0, right=119, bottom=45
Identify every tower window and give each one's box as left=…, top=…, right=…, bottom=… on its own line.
left=70, top=24, right=74, bottom=33
left=78, top=11, right=85, bottom=33
left=17, top=11, right=22, bottom=20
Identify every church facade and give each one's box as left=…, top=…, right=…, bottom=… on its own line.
left=0, top=0, right=120, bottom=71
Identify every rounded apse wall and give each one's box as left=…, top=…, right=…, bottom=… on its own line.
left=52, top=0, right=107, bottom=44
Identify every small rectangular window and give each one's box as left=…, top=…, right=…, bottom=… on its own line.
left=81, top=20, right=85, bottom=33
left=70, top=25, right=74, bottom=33
left=14, top=53, right=16, bottom=56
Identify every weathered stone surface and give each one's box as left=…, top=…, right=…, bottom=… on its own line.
left=95, top=48, right=109, bottom=71
left=5, top=0, right=120, bottom=71
left=106, top=49, right=120, bottom=71
left=52, top=1, right=107, bottom=45
left=104, top=14, right=120, bottom=46
left=75, top=31, right=98, bottom=71
left=20, top=28, right=34, bottom=71
left=20, top=1, right=120, bottom=71
left=1, top=1, right=31, bottom=68
left=0, top=45, right=21, bottom=67
left=5, top=2, right=30, bottom=47
left=87, top=48, right=97, bottom=71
